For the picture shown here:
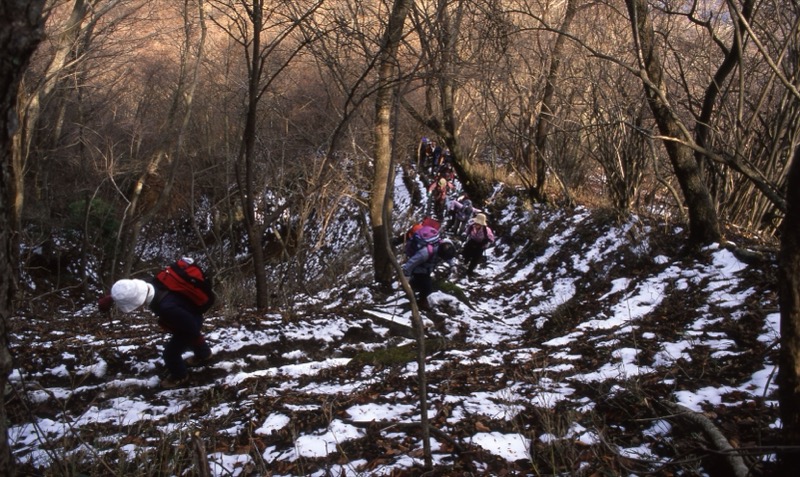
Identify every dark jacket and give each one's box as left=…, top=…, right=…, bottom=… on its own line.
left=148, top=282, right=205, bottom=339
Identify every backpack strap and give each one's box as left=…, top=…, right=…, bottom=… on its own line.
left=469, top=225, right=488, bottom=244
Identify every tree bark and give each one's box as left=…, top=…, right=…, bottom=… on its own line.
left=13, top=0, right=88, bottom=233
left=238, top=0, right=271, bottom=308
left=0, top=3, right=47, bottom=475
left=371, top=0, right=413, bottom=285
left=778, top=145, right=800, bottom=471
left=217, top=0, right=321, bottom=309
left=626, top=0, right=720, bottom=246
left=661, top=401, right=749, bottom=477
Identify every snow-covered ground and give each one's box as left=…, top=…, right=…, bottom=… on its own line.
left=7, top=170, right=780, bottom=476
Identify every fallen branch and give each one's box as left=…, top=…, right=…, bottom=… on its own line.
left=661, top=401, right=749, bottom=477
left=382, top=421, right=476, bottom=473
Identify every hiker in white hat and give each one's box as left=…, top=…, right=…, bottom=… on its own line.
left=98, top=261, right=213, bottom=389
left=105, top=279, right=154, bottom=312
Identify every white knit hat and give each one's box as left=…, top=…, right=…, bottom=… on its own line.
left=111, top=279, right=153, bottom=313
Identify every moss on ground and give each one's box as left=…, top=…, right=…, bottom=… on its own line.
left=350, top=338, right=450, bottom=366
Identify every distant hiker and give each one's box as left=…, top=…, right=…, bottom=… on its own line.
left=461, top=213, right=495, bottom=279
left=98, top=257, right=214, bottom=389
left=392, top=217, right=441, bottom=249
left=430, top=144, right=443, bottom=175
left=433, top=147, right=451, bottom=173
left=427, top=177, right=454, bottom=220
left=436, top=161, right=456, bottom=182
left=402, top=225, right=456, bottom=310
left=447, top=195, right=475, bottom=236
left=418, top=137, right=435, bottom=171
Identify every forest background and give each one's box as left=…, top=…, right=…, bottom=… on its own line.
left=1, top=0, right=800, bottom=474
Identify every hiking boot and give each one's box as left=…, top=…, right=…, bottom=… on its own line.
left=185, top=354, right=212, bottom=368
left=160, top=375, right=188, bottom=389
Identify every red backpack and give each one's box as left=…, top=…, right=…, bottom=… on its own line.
left=421, top=216, right=441, bottom=230
left=155, top=258, right=215, bottom=313
left=404, top=217, right=440, bottom=242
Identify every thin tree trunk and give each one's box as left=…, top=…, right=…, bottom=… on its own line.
left=226, top=0, right=320, bottom=308
left=372, top=68, right=395, bottom=284
left=695, top=0, right=754, bottom=169
left=235, top=0, right=271, bottom=309
left=531, top=0, right=579, bottom=201
left=118, top=0, right=208, bottom=277
left=372, top=0, right=433, bottom=467
left=13, top=0, right=88, bottom=233
left=371, top=0, right=413, bottom=285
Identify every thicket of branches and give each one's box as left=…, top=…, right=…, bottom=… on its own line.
left=14, top=0, right=796, bottom=290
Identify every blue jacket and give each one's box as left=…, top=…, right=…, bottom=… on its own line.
left=403, top=244, right=438, bottom=276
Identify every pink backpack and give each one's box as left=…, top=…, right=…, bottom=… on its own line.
left=405, top=225, right=440, bottom=257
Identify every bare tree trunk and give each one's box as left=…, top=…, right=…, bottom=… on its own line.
left=372, top=66, right=395, bottom=284
left=372, top=0, right=433, bottom=467
left=216, top=0, right=321, bottom=309
left=13, top=0, right=88, bottom=232
left=236, top=1, right=269, bottom=308
left=371, top=0, right=413, bottom=285
left=530, top=0, right=579, bottom=202
left=626, top=0, right=720, bottom=246
left=0, top=3, right=46, bottom=476
left=778, top=145, right=800, bottom=471
left=15, top=0, right=127, bottom=232
left=695, top=0, right=754, bottom=175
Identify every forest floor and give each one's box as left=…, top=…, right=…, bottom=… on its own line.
left=6, top=196, right=784, bottom=476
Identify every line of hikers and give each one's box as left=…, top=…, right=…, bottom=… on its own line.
left=94, top=137, right=489, bottom=388
left=418, top=137, right=452, bottom=177
left=401, top=137, right=496, bottom=311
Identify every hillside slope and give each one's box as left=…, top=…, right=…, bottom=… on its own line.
left=7, top=182, right=781, bottom=476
